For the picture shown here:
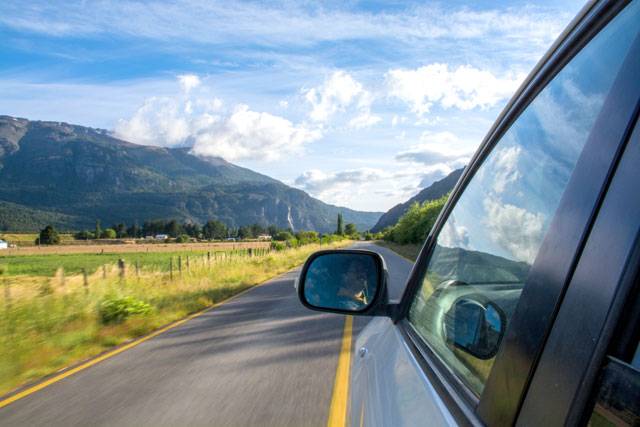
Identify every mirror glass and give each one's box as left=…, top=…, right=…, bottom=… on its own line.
left=443, top=298, right=504, bottom=360
left=303, top=253, right=380, bottom=312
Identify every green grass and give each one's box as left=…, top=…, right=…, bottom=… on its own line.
left=0, top=241, right=349, bottom=395
left=375, top=240, right=421, bottom=261
left=0, top=249, right=263, bottom=277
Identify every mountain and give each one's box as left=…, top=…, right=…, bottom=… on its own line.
left=0, top=116, right=382, bottom=232
left=371, top=168, right=464, bottom=232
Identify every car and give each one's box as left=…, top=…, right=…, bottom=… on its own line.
left=296, top=0, right=640, bottom=425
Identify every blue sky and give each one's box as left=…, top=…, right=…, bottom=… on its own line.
left=0, top=0, right=584, bottom=211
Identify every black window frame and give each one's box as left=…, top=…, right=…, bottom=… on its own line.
left=517, top=106, right=640, bottom=425
left=388, top=0, right=640, bottom=425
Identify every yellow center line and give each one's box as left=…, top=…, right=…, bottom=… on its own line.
left=327, top=315, right=353, bottom=427
left=0, top=281, right=265, bottom=410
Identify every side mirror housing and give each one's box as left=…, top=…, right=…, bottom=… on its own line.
left=297, top=250, right=390, bottom=316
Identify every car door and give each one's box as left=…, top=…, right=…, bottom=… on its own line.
left=350, top=1, right=640, bottom=425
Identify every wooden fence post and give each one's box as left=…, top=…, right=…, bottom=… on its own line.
left=102, top=265, right=107, bottom=279
left=135, top=260, right=140, bottom=277
left=118, top=259, right=126, bottom=283
left=178, top=256, right=182, bottom=276
left=82, top=268, right=89, bottom=294
left=170, top=257, right=174, bottom=281
left=207, top=251, right=211, bottom=267
left=186, top=256, right=190, bottom=272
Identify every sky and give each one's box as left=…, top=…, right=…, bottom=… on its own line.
left=0, top=0, right=585, bottom=212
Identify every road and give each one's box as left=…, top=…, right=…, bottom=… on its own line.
left=0, top=243, right=413, bottom=426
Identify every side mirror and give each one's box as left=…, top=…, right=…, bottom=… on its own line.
left=443, top=297, right=505, bottom=360
left=297, top=250, right=387, bottom=315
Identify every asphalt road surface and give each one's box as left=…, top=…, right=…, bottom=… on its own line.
left=0, top=243, right=413, bottom=427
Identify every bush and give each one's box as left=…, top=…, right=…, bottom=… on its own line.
left=273, top=231, right=294, bottom=241
left=99, top=295, right=153, bottom=324
left=270, top=241, right=287, bottom=251
left=74, top=230, right=94, bottom=240
left=101, top=228, right=117, bottom=239
left=383, top=194, right=448, bottom=244
left=295, top=230, right=319, bottom=245
left=175, top=234, right=190, bottom=243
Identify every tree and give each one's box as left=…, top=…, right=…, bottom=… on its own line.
left=203, top=220, right=228, bottom=240
left=166, top=220, right=183, bottom=238
left=336, top=213, right=344, bottom=235
left=36, top=225, right=60, bottom=245
left=127, top=222, right=141, bottom=238
left=102, top=228, right=117, bottom=239
left=237, top=225, right=253, bottom=240
left=95, top=219, right=102, bottom=240
left=114, top=223, right=127, bottom=238
left=344, top=223, right=357, bottom=236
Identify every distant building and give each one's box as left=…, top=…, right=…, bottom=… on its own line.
left=0, top=240, right=8, bottom=249
left=155, top=234, right=169, bottom=240
left=257, top=235, right=272, bottom=241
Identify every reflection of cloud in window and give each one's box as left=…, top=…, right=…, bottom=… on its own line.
left=439, top=214, right=470, bottom=249
left=490, top=145, right=521, bottom=194
left=483, top=197, right=545, bottom=264
left=531, top=81, right=603, bottom=166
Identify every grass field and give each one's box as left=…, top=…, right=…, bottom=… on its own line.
left=0, top=233, right=75, bottom=247
left=0, top=240, right=350, bottom=395
left=0, top=243, right=270, bottom=277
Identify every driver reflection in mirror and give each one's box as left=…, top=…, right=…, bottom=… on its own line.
left=304, top=253, right=378, bottom=311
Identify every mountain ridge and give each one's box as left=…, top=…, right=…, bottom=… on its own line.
left=0, top=115, right=382, bottom=232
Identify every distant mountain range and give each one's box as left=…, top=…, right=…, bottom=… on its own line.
left=371, top=168, right=464, bottom=232
left=0, top=116, right=382, bottom=232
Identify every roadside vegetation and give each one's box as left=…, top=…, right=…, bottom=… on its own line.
left=378, top=194, right=449, bottom=261
left=0, top=239, right=350, bottom=395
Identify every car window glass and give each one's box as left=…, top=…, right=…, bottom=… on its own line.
left=408, top=1, right=640, bottom=396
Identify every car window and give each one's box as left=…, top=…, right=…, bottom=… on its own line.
left=407, top=0, right=640, bottom=397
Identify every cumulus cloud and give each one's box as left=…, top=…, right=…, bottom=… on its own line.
left=305, top=71, right=380, bottom=129
left=190, top=105, right=321, bottom=161
left=386, top=63, right=525, bottom=116
left=178, top=74, right=201, bottom=93
left=115, top=75, right=320, bottom=161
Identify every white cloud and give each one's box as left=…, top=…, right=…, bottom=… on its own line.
left=483, top=197, right=545, bottom=264
left=348, top=113, right=382, bottom=129
left=439, top=214, right=470, bottom=249
left=115, top=75, right=320, bottom=161
left=491, top=146, right=521, bottom=194
left=0, top=2, right=571, bottom=55
left=386, top=63, right=525, bottom=116
left=191, top=105, right=321, bottom=161
left=395, top=131, right=475, bottom=166
left=304, top=71, right=380, bottom=129
left=178, top=74, right=201, bottom=93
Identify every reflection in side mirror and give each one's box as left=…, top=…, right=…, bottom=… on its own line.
left=443, top=298, right=505, bottom=360
left=298, top=250, right=384, bottom=314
